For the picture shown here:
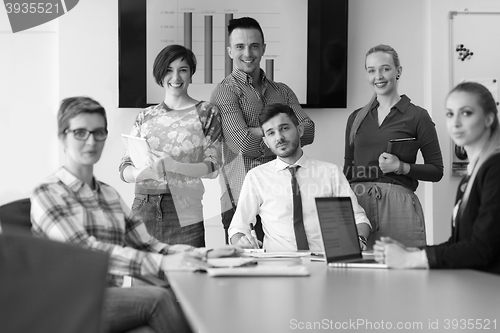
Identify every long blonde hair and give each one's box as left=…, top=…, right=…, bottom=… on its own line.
left=349, top=44, right=401, bottom=145
left=449, top=82, right=500, bottom=212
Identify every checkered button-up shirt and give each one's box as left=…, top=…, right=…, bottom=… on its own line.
left=31, top=167, right=185, bottom=286
left=210, top=68, right=315, bottom=212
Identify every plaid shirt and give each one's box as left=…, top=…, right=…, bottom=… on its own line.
left=31, top=167, right=193, bottom=286
left=210, top=68, right=315, bottom=211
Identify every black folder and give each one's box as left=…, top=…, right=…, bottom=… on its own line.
left=386, top=138, right=420, bottom=163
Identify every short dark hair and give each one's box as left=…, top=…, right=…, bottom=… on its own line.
left=58, top=97, right=107, bottom=138
left=153, top=44, right=197, bottom=87
left=228, top=17, right=265, bottom=44
left=259, top=103, right=299, bottom=128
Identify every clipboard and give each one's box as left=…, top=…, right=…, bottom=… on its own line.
left=386, top=138, right=420, bottom=163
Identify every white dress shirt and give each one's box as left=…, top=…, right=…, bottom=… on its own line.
left=228, top=155, right=370, bottom=251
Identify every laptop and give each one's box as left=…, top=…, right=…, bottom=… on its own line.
left=315, top=197, right=388, bottom=268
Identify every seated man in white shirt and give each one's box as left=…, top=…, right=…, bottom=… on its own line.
left=229, top=103, right=371, bottom=251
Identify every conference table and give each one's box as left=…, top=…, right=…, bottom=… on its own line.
left=166, top=260, right=500, bottom=333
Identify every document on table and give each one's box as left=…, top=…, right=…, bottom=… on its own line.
left=206, top=265, right=310, bottom=277
left=163, top=258, right=257, bottom=272
left=206, top=258, right=257, bottom=268
left=241, top=251, right=311, bottom=258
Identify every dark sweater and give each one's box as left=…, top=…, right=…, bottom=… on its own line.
left=344, top=95, right=443, bottom=191
left=426, top=153, right=500, bottom=275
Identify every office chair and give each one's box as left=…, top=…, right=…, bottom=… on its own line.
left=0, top=198, right=32, bottom=235
left=0, top=198, right=169, bottom=288
left=0, top=233, right=109, bottom=333
left=0, top=198, right=168, bottom=287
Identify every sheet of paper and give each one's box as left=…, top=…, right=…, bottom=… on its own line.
left=206, top=265, right=310, bottom=277
left=206, top=258, right=257, bottom=268
left=241, top=251, right=311, bottom=258
left=121, top=134, right=152, bottom=169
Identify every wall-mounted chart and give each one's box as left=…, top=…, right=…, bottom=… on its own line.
left=146, top=0, right=306, bottom=104
left=119, top=0, right=349, bottom=108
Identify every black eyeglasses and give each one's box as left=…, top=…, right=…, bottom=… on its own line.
left=65, top=128, right=108, bottom=141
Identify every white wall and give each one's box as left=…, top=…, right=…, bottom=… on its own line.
left=0, top=11, right=59, bottom=205
left=305, top=0, right=427, bottom=163
left=304, top=0, right=430, bottom=239
left=2, top=0, right=499, bottom=247
left=427, top=0, right=500, bottom=243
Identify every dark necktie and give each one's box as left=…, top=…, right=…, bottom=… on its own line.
left=288, top=166, right=309, bottom=250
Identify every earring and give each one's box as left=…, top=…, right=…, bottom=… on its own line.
left=396, top=74, right=401, bottom=80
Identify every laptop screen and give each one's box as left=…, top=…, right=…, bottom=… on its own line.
left=315, top=197, right=362, bottom=261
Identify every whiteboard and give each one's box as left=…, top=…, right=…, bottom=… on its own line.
left=449, top=11, right=500, bottom=176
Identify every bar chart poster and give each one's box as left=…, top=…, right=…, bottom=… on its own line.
left=145, top=0, right=307, bottom=104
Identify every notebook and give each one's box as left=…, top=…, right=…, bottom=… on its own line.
left=315, top=197, right=388, bottom=268
left=121, top=134, right=154, bottom=169
left=386, top=137, right=420, bottom=163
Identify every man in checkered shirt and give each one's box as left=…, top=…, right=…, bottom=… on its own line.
left=210, top=17, right=315, bottom=243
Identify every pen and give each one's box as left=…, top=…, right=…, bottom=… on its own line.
left=249, top=223, right=260, bottom=249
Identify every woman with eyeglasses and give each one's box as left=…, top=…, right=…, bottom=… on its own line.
left=31, top=96, right=240, bottom=332
left=119, top=45, right=222, bottom=247
left=374, top=82, right=500, bottom=274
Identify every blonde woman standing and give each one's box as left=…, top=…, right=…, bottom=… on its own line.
left=344, top=44, right=443, bottom=249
